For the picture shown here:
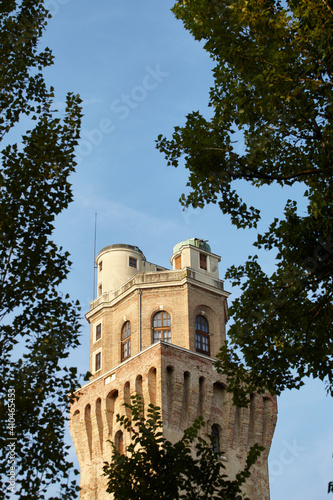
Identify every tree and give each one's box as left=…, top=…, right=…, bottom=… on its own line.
left=157, top=0, right=333, bottom=406
left=0, top=1, right=82, bottom=498
left=103, top=395, right=262, bottom=499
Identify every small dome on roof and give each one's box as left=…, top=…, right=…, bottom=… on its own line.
left=172, top=238, right=211, bottom=254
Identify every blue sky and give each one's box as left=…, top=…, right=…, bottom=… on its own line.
left=38, top=0, right=333, bottom=498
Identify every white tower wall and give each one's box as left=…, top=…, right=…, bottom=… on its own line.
left=96, top=244, right=145, bottom=294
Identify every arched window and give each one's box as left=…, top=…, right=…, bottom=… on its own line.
left=121, top=321, right=131, bottom=361
left=153, top=311, right=171, bottom=343
left=211, top=424, right=220, bottom=454
left=195, top=315, right=210, bottom=355
left=115, top=430, right=124, bottom=455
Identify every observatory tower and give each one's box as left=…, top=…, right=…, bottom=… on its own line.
left=69, top=239, right=277, bottom=499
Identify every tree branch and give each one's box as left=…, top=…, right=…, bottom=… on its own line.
left=202, top=147, right=321, bottom=182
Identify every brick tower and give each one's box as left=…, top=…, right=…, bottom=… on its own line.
left=69, top=239, right=277, bottom=499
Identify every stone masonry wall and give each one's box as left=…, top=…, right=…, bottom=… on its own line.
left=70, top=343, right=277, bottom=500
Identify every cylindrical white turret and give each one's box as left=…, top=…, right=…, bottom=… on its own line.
left=96, top=244, right=146, bottom=294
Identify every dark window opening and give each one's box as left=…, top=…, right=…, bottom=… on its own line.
left=96, top=323, right=102, bottom=341
left=195, top=315, right=210, bottom=355
left=129, top=257, right=137, bottom=268
left=95, top=351, right=101, bottom=371
left=115, top=430, right=124, bottom=455
left=211, top=424, right=220, bottom=454
left=200, top=253, right=207, bottom=270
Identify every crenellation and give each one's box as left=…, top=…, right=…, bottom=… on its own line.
left=166, top=365, right=175, bottom=424
left=95, top=398, right=104, bottom=455
left=123, top=381, right=131, bottom=420
left=84, top=404, right=93, bottom=458
left=148, top=366, right=157, bottom=406
left=262, top=396, right=278, bottom=453
left=105, top=389, right=118, bottom=437
left=250, top=395, right=265, bottom=449
left=180, top=371, right=190, bottom=429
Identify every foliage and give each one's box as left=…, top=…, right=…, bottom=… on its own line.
left=0, top=0, right=82, bottom=498
left=103, top=395, right=262, bottom=499
left=156, top=0, right=333, bottom=405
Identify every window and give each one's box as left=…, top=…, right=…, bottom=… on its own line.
left=99, top=261, right=102, bottom=272
left=211, top=424, right=220, bottom=454
left=121, top=321, right=131, bottom=361
left=98, top=283, right=102, bottom=296
left=129, top=257, right=137, bottom=268
left=175, top=255, right=181, bottom=269
left=95, top=351, right=101, bottom=372
left=96, top=323, right=102, bottom=341
left=153, top=311, right=171, bottom=343
left=115, top=430, right=124, bottom=455
left=200, top=253, right=207, bottom=270
left=195, top=315, right=210, bottom=355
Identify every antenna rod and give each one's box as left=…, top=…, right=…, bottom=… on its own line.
left=93, top=212, right=97, bottom=300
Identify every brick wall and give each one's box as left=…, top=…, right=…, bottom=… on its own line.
left=70, top=343, right=277, bottom=500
